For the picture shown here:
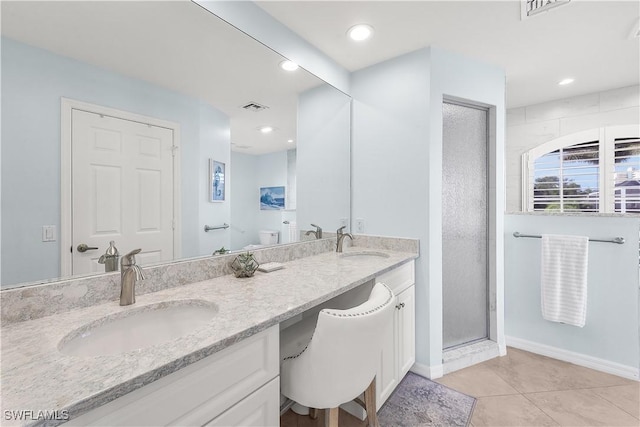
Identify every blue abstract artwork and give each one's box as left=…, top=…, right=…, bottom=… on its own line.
left=260, top=186, right=285, bottom=210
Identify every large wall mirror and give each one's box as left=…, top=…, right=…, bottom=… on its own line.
left=1, top=1, right=351, bottom=288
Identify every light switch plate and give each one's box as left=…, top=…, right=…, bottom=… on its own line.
left=42, top=225, right=56, bottom=242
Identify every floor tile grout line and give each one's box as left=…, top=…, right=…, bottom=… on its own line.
left=519, top=390, right=563, bottom=426
left=517, top=384, right=638, bottom=396
left=521, top=388, right=640, bottom=425
left=482, top=363, right=534, bottom=395
left=580, top=387, right=640, bottom=421
left=483, top=361, right=635, bottom=395
left=469, top=391, right=525, bottom=398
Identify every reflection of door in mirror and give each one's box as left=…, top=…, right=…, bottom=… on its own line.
left=64, top=103, right=179, bottom=276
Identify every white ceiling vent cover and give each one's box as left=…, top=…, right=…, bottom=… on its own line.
left=240, top=102, right=269, bottom=112
left=522, top=0, right=570, bottom=19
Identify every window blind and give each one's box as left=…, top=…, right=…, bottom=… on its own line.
left=532, top=141, right=599, bottom=212
left=613, top=137, right=640, bottom=213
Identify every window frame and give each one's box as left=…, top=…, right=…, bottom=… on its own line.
left=522, top=124, right=640, bottom=213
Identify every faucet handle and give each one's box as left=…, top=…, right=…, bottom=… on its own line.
left=337, top=225, right=347, bottom=234
left=121, top=249, right=142, bottom=267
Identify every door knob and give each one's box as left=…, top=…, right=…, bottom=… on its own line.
left=77, top=243, right=99, bottom=253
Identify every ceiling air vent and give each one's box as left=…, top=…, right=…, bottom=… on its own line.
left=240, top=102, right=269, bottom=112
left=522, top=0, right=570, bottom=19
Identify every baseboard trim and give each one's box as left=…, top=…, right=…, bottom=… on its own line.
left=410, top=362, right=443, bottom=379
left=506, top=336, right=639, bottom=381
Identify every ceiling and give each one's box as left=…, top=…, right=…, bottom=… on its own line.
left=257, top=0, right=640, bottom=108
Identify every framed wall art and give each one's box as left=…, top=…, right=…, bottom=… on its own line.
left=260, top=186, right=285, bottom=210
left=210, top=159, right=225, bottom=202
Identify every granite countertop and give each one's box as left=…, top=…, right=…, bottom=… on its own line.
left=0, top=248, right=416, bottom=426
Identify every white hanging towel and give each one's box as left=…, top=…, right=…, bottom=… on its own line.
left=541, top=234, right=589, bottom=327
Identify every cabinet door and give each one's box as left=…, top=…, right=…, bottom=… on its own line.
left=397, top=286, right=416, bottom=379
left=205, top=378, right=279, bottom=427
left=376, top=310, right=397, bottom=410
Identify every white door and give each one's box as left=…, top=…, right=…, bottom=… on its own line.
left=71, top=109, right=175, bottom=274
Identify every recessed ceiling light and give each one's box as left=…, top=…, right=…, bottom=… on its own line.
left=347, top=24, right=374, bottom=41
left=259, top=126, right=273, bottom=134
left=287, top=139, right=294, bottom=144
left=280, top=60, right=299, bottom=71
left=558, top=78, right=574, bottom=86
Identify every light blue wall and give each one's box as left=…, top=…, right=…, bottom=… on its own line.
left=194, top=0, right=352, bottom=239
left=352, top=47, right=506, bottom=374
left=1, top=37, right=230, bottom=285
left=428, top=48, right=506, bottom=368
left=297, top=83, right=351, bottom=233
left=256, top=151, right=288, bottom=236
left=230, top=150, right=288, bottom=250
left=198, top=104, right=231, bottom=256
left=352, top=48, right=433, bottom=371
left=505, top=214, right=640, bottom=374
left=230, top=152, right=259, bottom=250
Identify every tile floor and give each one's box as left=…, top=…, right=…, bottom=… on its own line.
left=436, top=347, right=639, bottom=426
left=281, top=347, right=639, bottom=427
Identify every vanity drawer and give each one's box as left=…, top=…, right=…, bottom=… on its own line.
left=68, top=325, right=279, bottom=426
left=204, top=377, right=279, bottom=426
left=377, top=260, right=415, bottom=294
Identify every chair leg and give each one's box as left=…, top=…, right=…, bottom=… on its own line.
left=325, top=407, right=339, bottom=427
left=309, top=408, right=318, bottom=420
left=364, top=379, right=380, bottom=427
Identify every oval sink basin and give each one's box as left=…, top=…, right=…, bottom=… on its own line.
left=59, top=300, right=218, bottom=357
left=339, top=251, right=390, bottom=260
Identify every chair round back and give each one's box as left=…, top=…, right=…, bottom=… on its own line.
left=281, top=282, right=396, bottom=409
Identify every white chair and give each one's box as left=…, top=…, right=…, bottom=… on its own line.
left=280, top=282, right=396, bottom=427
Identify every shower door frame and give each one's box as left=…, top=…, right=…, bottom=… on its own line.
left=442, top=97, right=492, bottom=351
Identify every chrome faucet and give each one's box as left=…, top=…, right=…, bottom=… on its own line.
left=336, top=226, right=353, bottom=253
left=305, top=223, right=323, bottom=239
left=120, top=249, right=145, bottom=306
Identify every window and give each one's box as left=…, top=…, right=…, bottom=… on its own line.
left=613, top=137, right=640, bottom=213
left=523, top=125, right=640, bottom=213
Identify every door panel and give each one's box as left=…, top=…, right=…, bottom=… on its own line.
left=442, top=102, right=488, bottom=349
left=72, top=109, right=174, bottom=274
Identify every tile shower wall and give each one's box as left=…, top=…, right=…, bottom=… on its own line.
left=506, top=85, right=640, bottom=212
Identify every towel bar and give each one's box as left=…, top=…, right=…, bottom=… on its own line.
left=204, top=223, right=230, bottom=232
left=513, top=232, right=625, bottom=244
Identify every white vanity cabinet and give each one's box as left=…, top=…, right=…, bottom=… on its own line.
left=67, top=326, right=279, bottom=427
left=376, top=260, right=416, bottom=409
